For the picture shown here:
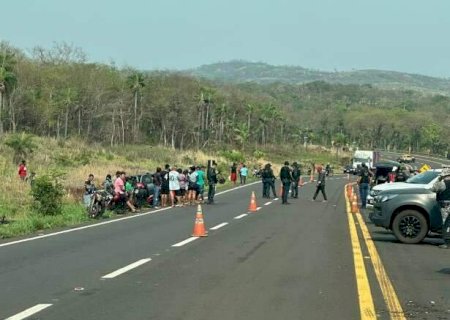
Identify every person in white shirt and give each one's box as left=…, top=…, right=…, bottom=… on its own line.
left=169, top=166, right=182, bottom=207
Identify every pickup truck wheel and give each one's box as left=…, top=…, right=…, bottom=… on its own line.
left=392, top=210, right=428, bottom=244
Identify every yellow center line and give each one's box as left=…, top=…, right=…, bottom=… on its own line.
left=355, top=209, right=406, bottom=320
left=344, top=187, right=377, bottom=320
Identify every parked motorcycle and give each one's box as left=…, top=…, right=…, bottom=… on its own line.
left=87, top=189, right=110, bottom=218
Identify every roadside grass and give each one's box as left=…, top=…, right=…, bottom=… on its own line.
left=0, top=135, right=349, bottom=239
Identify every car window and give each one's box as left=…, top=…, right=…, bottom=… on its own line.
left=406, top=170, right=439, bottom=184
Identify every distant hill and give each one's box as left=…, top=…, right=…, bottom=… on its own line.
left=188, top=60, right=450, bottom=95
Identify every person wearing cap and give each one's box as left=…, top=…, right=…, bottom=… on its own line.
left=431, top=168, right=450, bottom=249
left=312, top=165, right=327, bottom=202
left=291, top=162, right=301, bottom=198
left=279, top=161, right=293, bottom=204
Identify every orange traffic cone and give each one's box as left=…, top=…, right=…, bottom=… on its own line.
left=347, top=185, right=353, bottom=198
left=298, top=176, right=304, bottom=186
left=248, top=191, right=258, bottom=212
left=192, top=204, right=208, bottom=237
left=351, top=194, right=358, bottom=213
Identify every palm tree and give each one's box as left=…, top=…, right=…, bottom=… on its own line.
left=0, top=50, right=17, bottom=135
left=127, top=72, right=145, bottom=142
left=234, top=123, right=250, bottom=150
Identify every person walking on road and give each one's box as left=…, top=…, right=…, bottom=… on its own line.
left=357, top=163, right=372, bottom=209
left=431, top=168, right=450, bottom=249
left=261, top=163, right=271, bottom=198
left=207, top=161, right=218, bottom=204
left=279, top=161, right=293, bottom=204
left=291, top=162, right=301, bottom=198
left=312, top=166, right=327, bottom=202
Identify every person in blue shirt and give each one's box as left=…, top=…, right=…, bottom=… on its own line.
left=240, top=164, right=248, bottom=184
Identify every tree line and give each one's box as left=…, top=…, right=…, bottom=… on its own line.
left=1, top=41, right=450, bottom=155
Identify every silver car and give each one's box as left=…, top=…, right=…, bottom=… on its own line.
left=369, top=169, right=443, bottom=244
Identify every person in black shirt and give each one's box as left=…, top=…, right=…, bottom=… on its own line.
left=313, top=166, right=327, bottom=202
left=160, top=164, right=170, bottom=207
left=357, top=163, right=373, bottom=209
left=291, top=162, right=301, bottom=198
left=261, top=163, right=275, bottom=198
left=152, top=167, right=162, bottom=208
left=207, top=161, right=218, bottom=204
left=431, top=168, right=450, bottom=249
left=230, top=163, right=237, bottom=186
left=279, top=161, right=293, bottom=204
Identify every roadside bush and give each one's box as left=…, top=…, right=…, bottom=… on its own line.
left=253, top=149, right=265, bottom=160
left=31, top=174, right=65, bottom=215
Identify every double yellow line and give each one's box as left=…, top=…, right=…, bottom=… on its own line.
left=344, top=184, right=406, bottom=320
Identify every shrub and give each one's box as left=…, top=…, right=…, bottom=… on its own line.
left=253, top=150, right=265, bottom=160
left=31, top=173, right=65, bottom=215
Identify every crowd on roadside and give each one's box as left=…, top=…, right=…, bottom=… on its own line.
left=83, top=161, right=225, bottom=212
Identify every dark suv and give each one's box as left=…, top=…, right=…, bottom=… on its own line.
left=369, top=170, right=443, bottom=244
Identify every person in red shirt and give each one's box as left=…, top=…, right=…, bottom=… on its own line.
left=18, top=160, right=27, bottom=181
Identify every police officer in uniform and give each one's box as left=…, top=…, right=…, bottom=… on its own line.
left=279, top=161, right=293, bottom=204
left=431, top=168, right=450, bottom=249
left=291, top=162, right=301, bottom=198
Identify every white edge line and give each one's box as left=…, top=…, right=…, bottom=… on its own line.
left=210, top=222, right=229, bottom=230
left=102, top=258, right=151, bottom=279
left=234, top=213, right=248, bottom=219
left=5, top=304, right=53, bottom=320
left=0, top=182, right=262, bottom=248
left=264, top=202, right=272, bottom=206
left=172, top=237, right=199, bottom=247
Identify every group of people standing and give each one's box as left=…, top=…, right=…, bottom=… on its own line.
left=84, top=161, right=221, bottom=212
left=230, top=162, right=249, bottom=185
left=259, top=161, right=328, bottom=205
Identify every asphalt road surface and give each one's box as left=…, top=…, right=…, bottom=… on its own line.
left=1, top=159, right=449, bottom=319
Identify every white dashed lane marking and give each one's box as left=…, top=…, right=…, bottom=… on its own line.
left=5, top=304, right=53, bottom=320
left=172, top=237, right=199, bottom=247
left=102, top=258, right=152, bottom=279
left=264, top=202, right=272, bottom=206
left=210, top=222, right=229, bottom=230
left=234, top=214, right=248, bottom=219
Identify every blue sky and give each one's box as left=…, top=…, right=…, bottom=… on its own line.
left=2, top=0, right=450, bottom=77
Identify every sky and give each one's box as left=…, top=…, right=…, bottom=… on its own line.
left=2, top=0, right=450, bottom=77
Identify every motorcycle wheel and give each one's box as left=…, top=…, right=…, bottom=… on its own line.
left=88, top=203, right=101, bottom=218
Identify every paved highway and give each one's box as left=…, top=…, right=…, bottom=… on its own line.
left=1, top=159, right=449, bottom=319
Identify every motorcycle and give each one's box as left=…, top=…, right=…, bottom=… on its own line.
left=87, top=189, right=110, bottom=218
left=325, top=167, right=333, bottom=177
left=252, top=168, right=262, bottom=178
